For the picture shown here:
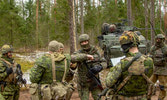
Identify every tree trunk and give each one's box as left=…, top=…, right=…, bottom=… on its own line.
left=80, top=0, right=84, bottom=34
left=127, top=0, right=132, bottom=26
left=164, top=0, right=167, bottom=32
left=54, top=0, right=56, bottom=34
left=36, top=0, right=39, bottom=49
left=68, top=0, right=77, bottom=54
left=144, top=0, right=148, bottom=40
left=159, top=0, right=162, bottom=30
left=150, top=0, right=155, bottom=45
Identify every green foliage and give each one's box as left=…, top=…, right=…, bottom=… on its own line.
left=0, top=0, right=165, bottom=49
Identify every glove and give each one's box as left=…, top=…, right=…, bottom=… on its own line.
left=6, top=67, right=13, bottom=75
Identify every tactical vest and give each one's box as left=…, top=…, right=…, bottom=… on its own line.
left=0, top=58, right=18, bottom=83
left=77, top=46, right=100, bottom=83
left=151, top=45, right=167, bottom=66
left=116, top=54, right=154, bottom=96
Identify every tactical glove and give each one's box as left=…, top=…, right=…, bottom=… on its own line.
left=6, top=67, right=13, bottom=75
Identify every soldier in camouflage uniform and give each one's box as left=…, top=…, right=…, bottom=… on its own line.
left=0, top=44, right=22, bottom=100
left=149, top=34, right=167, bottom=100
left=29, top=40, right=74, bottom=100
left=71, top=34, right=103, bottom=100
left=105, top=31, right=154, bottom=100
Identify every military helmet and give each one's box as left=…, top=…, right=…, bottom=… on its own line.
left=101, top=23, right=110, bottom=35
left=109, top=24, right=116, bottom=32
left=156, top=34, right=165, bottom=39
left=79, top=34, right=90, bottom=43
left=1, top=44, right=13, bottom=54
left=120, top=31, right=140, bottom=46
left=48, top=40, right=60, bottom=52
left=58, top=42, right=64, bottom=48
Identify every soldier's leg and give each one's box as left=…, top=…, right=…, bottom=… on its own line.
left=91, top=87, right=102, bottom=100
left=14, top=86, right=20, bottom=100
left=78, top=83, right=89, bottom=100
left=158, top=75, right=167, bottom=100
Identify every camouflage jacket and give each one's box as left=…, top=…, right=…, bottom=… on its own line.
left=30, top=52, right=71, bottom=84
left=71, top=45, right=101, bottom=84
left=150, top=43, right=167, bottom=75
left=0, top=56, right=20, bottom=92
left=105, top=52, right=153, bottom=96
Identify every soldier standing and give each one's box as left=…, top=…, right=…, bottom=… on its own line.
left=150, top=34, right=167, bottom=100
left=71, top=34, right=103, bottom=100
left=0, top=44, right=23, bottom=100
left=29, top=40, right=74, bottom=100
left=105, top=31, right=154, bottom=100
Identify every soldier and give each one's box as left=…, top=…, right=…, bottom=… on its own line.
left=58, top=42, right=64, bottom=54
left=149, top=34, right=167, bottom=100
left=105, top=31, right=154, bottom=100
left=0, top=44, right=23, bottom=100
left=71, top=34, right=103, bottom=100
left=29, top=40, right=74, bottom=100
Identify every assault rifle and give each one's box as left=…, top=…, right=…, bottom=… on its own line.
left=16, top=64, right=27, bottom=86
left=84, top=60, right=103, bottom=90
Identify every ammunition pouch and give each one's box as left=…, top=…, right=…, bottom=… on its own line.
left=41, top=84, right=52, bottom=100
left=29, top=83, right=41, bottom=100
left=51, top=82, right=74, bottom=100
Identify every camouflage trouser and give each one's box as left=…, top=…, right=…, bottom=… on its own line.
left=0, top=84, right=20, bottom=100
left=77, top=82, right=102, bottom=100
left=150, top=74, right=167, bottom=100
left=111, top=95, right=147, bottom=100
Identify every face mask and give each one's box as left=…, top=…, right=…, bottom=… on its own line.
left=121, top=42, right=133, bottom=53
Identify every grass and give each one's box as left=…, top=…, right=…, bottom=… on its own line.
left=15, top=58, right=34, bottom=73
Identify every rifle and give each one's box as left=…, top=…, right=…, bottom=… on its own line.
left=16, top=64, right=27, bottom=87
left=84, top=61, right=103, bottom=90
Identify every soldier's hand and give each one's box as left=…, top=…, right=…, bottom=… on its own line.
left=6, top=67, right=13, bottom=75
left=87, top=55, right=94, bottom=60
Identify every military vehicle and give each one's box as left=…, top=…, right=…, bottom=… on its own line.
left=98, top=20, right=150, bottom=67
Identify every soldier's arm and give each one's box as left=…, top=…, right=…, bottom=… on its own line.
left=30, top=65, right=45, bottom=83
left=105, top=62, right=122, bottom=87
left=0, top=67, right=8, bottom=81
left=71, top=51, right=88, bottom=63
left=144, top=56, right=154, bottom=77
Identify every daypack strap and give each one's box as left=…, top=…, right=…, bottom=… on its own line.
left=51, top=54, right=56, bottom=83
left=62, top=59, right=67, bottom=82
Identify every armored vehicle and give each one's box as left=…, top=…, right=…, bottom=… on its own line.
left=98, top=20, right=150, bottom=67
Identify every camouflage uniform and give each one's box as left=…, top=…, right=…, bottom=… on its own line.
left=105, top=31, right=154, bottom=100
left=149, top=34, right=167, bottom=100
left=71, top=34, right=102, bottom=100
left=0, top=45, right=20, bottom=100
left=30, top=40, right=74, bottom=100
